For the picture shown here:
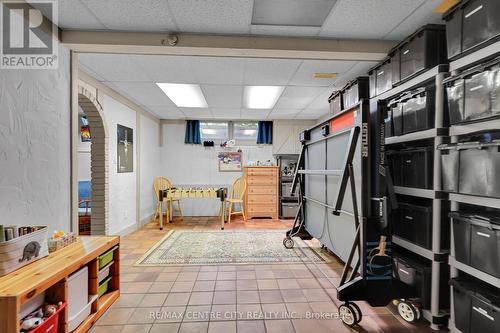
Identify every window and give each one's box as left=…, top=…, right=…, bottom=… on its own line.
left=233, top=121, right=258, bottom=141
left=200, top=121, right=229, bottom=140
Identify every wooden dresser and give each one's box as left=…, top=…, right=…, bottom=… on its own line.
left=243, top=166, right=279, bottom=219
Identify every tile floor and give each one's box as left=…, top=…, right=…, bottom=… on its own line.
left=91, top=217, right=444, bottom=333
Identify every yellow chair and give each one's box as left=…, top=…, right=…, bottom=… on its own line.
left=226, top=177, right=247, bottom=223
left=153, top=177, right=183, bottom=223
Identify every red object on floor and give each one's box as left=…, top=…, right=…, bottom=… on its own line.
left=29, top=302, right=66, bottom=333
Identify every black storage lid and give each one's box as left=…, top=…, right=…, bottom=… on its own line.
left=397, top=24, right=446, bottom=48
left=449, top=211, right=500, bottom=229
left=342, top=76, right=369, bottom=92
left=368, top=56, right=393, bottom=73
left=328, top=90, right=342, bottom=102
left=443, top=56, right=500, bottom=85
left=442, top=0, right=463, bottom=20
left=451, top=278, right=500, bottom=310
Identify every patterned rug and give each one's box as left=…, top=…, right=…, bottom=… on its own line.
left=135, top=230, right=330, bottom=265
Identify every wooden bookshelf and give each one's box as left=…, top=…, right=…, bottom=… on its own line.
left=0, top=236, right=120, bottom=333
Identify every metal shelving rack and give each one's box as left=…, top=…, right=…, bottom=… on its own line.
left=373, top=64, right=450, bottom=330
left=446, top=40, right=500, bottom=333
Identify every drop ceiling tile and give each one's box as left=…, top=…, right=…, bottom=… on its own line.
left=29, top=0, right=106, bottom=30
left=79, top=54, right=151, bottom=82
left=146, top=106, right=185, bottom=119
left=274, top=86, right=325, bottom=109
left=210, top=108, right=241, bottom=119
left=334, top=61, right=378, bottom=87
left=268, top=109, right=303, bottom=119
left=295, top=109, right=329, bottom=119
left=180, top=108, right=213, bottom=119
left=289, top=60, right=357, bottom=86
left=168, top=0, right=252, bottom=34
left=82, top=0, right=177, bottom=31
left=243, top=58, right=302, bottom=85
left=191, top=57, right=246, bottom=85
left=305, top=87, right=333, bottom=111
left=240, top=109, right=271, bottom=120
left=250, top=25, right=321, bottom=37
left=383, top=0, right=444, bottom=40
left=201, top=85, right=243, bottom=108
left=319, top=0, right=424, bottom=39
left=252, top=0, right=337, bottom=27
left=110, top=82, right=176, bottom=106
left=132, top=55, right=198, bottom=83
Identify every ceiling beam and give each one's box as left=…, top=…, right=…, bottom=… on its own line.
left=62, top=31, right=395, bottom=61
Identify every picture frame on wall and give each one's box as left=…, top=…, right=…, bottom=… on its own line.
left=218, top=151, right=242, bottom=172
left=117, top=124, right=133, bottom=173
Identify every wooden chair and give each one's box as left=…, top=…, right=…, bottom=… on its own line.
left=226, top=177, right=247, bottom=223
left=153, top=177, right=183, bottom=223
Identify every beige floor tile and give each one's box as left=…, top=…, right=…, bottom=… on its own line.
left=121, top=282, right=153, bottom=294
left=210, top=304, right=237, bottom=321
left=156, top=272, right=179, bottom=282
left=193, top=280, right=215, bottom=292
left=237, top=320, right=265, bottom=333
left=149, top=323, right=181, bottom=333
left=128, top=307, right=159, bottom=324
left=255, top=270, right=275, bottom=279
left=112, top=294, right=144, bottom=308
left=96, top=307, right=135, bottom=325
left=215, top=280, right=236, bottom=291
left=197, top=271, right=217, bottom=280
left=296, top=278, right=321, bottom=289
left=281, top=289, right=307, bottom=303
left=216, top=271, right=236, bottom=280
left=178, top=321, right=209, bottom=333
left=184, top=305, right=212, bottom=322
left=278, top=279, right=300, bottom=290
left=212, top=291, right=236, bottom=305
left=89, top=325, right=123, bottom=333
left=139, top=293, right=168, bottom=307
left=208, top=320, right=236, bottom=333
left=303, top=289, right=331, bottom=302
left=156, top=306, right=186, bottom=323
left=236, top=290, right=260, bottom=304
left=171, top=281, right=195, bottom=292
left=188, top=291, right=214, bottom=305
left=177, top=271, right=199, bottom=281
left=236, top=279, right=258, bottom=290
left=261, top=303, right=287, bottom=319
left=236, top=303, right=263, bottom=320
left=149, top=281, right=174, bottom=293
left=257, top=279, right=279, bottom=290
left=165, top=292, right=191, bottom=306
left=259, top=290, right=284, bottom=304
left=236, top=270, right=256, bottom=280
left=265, top=319, right=295, bottom=333
left=285, top=302, right=312, bottom=319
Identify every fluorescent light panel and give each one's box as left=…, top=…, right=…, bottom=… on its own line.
left=244, top=86, right=284, bottom=109
left=156, top=83, right=208, bottom=108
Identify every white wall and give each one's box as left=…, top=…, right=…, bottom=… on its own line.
left=139, top=114, right=161, bottom=222
left=103, top=95, right=137, bottom=235
left=159, top=119, right=312, bottom=216
left=0, top=44, right=71, bottom=233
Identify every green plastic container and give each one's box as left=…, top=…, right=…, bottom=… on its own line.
left=98, top=246, right=118, bottom=269
left=98, top=276, right=112, bottom=297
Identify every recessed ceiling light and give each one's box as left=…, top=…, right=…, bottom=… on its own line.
left=244, top=86, right=285, bottom=109
left=252, top=0, right=337, bottom=27
left=314, top=73, right=337, bottom=79
left=156, top=83, right=208, bottom=108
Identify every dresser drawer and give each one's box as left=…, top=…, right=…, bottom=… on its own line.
left=247, top=204, right=277, bottom=214
left=247, top=186, right=276, bottom=195
left=246, top=168, right=277, bottom=177
left=247, top=176, right=277, bottom=185
left=247, top=194, right=277, bottom=204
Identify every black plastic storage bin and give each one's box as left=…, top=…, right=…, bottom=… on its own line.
left=459, top=140, right=500, bottom=198
left=438, top=143, right=460, bottom=192
left=388, top=98, right=403, bottom=136
left=328, top=90, right=343, bottom=115
left=402, top=146, right=434, bottom=189
left=450, top=212, right=500, bottom=278
left=342, top=77, right=369, bottom=109
left=394, top=202, right=432, bottom=248
left=451, top=277, right=500, bottom=333
left=393, top=253, right=449, bottom=310
left=368, top=57, right=394, bottom=97
left=445, top=56, right=500, bottom=125
left=397, top=25, right=447, bottom=81
left=402, top=85, right=436, bottom=134
left=387, top=150, right=403, bottom=186
left=444, top=0, right=500, bottom=60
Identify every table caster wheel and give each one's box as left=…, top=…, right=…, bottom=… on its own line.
left=283, top=237, right=294, bottom=249
left=339, top=302, right=361, bottom=327
left=397, top=300, right=419, bottom=323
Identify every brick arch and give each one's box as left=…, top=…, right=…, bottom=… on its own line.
left=78, top=86, right=108, bottom=235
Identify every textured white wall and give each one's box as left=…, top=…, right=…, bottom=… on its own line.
left=139, top=114, right=161, bottom=222
left=159, top=120, right=310, bottom=216
left=0, top=44, right=71, bottom=233
left=273, top=120, right=315, bottom=154
left=103, top=95, right=137, bottom=235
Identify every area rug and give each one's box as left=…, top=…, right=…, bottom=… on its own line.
left=135, top=230, right=331, bottom=265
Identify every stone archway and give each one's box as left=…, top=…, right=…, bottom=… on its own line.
left=78, top=86, right=108, bottom=235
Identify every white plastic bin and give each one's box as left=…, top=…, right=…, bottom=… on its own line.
left=97, top=261, right=113, bottom=284
left=68, top=295, right=97, bottom=332
left=67, top=266, right=89, bottom=326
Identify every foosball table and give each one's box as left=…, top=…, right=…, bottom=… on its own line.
left=158, top=187, right=228, bottom=230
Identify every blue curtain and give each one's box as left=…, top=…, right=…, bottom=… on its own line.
left=257, top=121, right=273, bottom=144
left=184, top=120, right=201, bottom=144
